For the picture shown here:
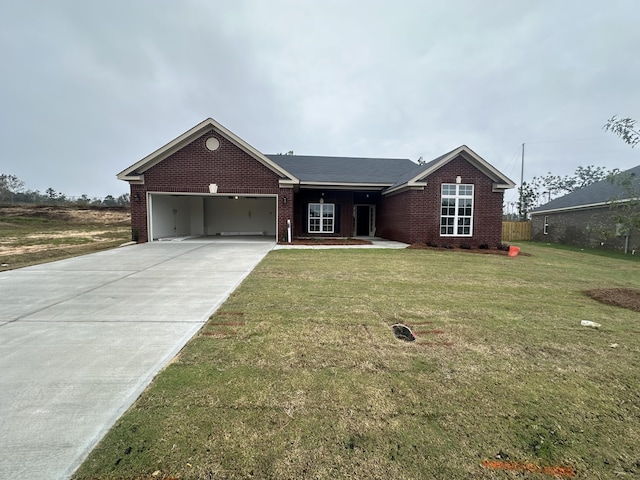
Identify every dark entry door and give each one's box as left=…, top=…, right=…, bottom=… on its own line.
left=356, top=205, right=370, bottom=236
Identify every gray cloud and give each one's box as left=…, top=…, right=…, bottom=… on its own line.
left=1, top=0, right=638, bottom=204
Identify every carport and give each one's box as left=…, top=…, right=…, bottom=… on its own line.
left=148, top=193, right=277, bottom=241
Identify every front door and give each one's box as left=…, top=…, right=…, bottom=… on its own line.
left=355, top=205, right=375, bottom=236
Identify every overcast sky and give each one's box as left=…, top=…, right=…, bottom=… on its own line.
left=1, top=0, right=639, bottom=207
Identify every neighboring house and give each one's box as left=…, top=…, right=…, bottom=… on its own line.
left=117, top=118, right=515, bottom=245
left=530, top=165, right=640, bottom=252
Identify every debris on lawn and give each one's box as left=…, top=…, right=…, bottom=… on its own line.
left=581, top=320, right=602, bottom=328
left=391, top=324, right=415, bottom=342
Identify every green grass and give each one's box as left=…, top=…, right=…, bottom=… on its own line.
left=73, top=245, right=640, bottom=479
left=527, top=240, right=640, bottom=262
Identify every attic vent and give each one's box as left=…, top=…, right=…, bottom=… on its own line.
left=206, top=137, right=220, bottom=151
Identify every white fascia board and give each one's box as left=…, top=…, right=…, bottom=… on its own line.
left=492, top=183, right=513, bottom=192
left=300, top=181, right=392, bottom=190
left=405, top=145, right=516, bottom=189
left=382, top=181, right=427, bottom=196
left=116, top=118, right=299, bottom=183
left=117, top=174, right=144, bottom=184
left=382, top=182, right=427, bottom=196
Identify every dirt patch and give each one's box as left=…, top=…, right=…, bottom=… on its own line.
left=584, top=288, right=640, bottom=313
left=0, top=205, right=130, bottom=224
left=481, top=459, right=575, bottom=477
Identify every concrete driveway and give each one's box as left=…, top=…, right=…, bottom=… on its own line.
left=0, top=238, right=274, bottom=480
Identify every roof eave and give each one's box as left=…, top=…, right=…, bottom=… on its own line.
left=117, top=118, right=299, bottom=184
left=492, top=182, right=514, bottom=192
left=299, top=181, right=392, bottom=190
left=117, top=173, right=144, bottom=184
left=408, top=145, right=516, bottom=188
left=531, top=197, right=636, bottom=215
left=383, top=181, right=427, bottom=196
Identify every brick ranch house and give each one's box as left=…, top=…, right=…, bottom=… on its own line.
left=117, top=118, right=515, bottom=245
left=529, top=164, right=640, bottom=252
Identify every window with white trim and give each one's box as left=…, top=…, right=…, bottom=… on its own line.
left=543, top=216, right=549, bottom=235
left=440, top=184, right=474, bottom=236
left=308, top=203, right=335, bottom=233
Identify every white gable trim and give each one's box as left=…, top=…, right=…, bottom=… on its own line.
left=384, top=145, right=515, bottom=195
left=117, top=118, right=298, bottom=184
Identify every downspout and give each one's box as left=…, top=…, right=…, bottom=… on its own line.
left=287, top=219, right=292, bottom=243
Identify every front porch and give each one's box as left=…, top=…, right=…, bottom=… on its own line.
left=289, top=189, right=381, bottom=239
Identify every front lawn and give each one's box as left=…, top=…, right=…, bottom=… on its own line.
left=73, top=244, right=640, bottom=479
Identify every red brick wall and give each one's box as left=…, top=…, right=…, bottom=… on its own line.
left=377, top=155, right=505, bottom=246
left=376, top=190, right=413, bottom=242
left=292, top=190, right=355, bottom=237
left=128, top=129, right=283, bottom=242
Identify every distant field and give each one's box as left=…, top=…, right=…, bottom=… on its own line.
left=0, top=205, right=131, bottom=271
left=73, top=244, right=640, bottom=479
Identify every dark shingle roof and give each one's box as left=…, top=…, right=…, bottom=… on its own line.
left=530, top=164, right=640, bottom=214
left=386, top=152, right=451, bottom=189
left=266, top=154, right=418, bottom=184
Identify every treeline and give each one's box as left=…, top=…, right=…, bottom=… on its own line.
left=0, top=173, right=129, bottom=207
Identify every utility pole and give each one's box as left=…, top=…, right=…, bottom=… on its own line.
left=519, top=143, right=525, bottom=220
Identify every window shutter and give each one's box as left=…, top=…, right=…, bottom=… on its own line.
left=334, top=204, right=341, bottom=234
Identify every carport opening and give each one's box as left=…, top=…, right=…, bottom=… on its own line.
left=148, top=193, right=277, bottom=241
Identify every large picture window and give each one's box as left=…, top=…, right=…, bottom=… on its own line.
left=308, top=203, right=335, bottom=233
left=440, top=184, right=473, bottom=236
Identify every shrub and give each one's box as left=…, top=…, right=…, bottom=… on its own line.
left=479, top=243, right=489, bottom=250
left=459, top=243, right=471, bottom=250
left=497, top=242, right=510, bottom=251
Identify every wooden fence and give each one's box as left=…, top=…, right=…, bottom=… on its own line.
left=502, top=221, right=531, bottom=242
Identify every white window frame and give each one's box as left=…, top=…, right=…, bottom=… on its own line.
left=543, top=216, right=549, bottom=235
left=308, top=203, right=335, bottom=233
left=440, top=184, right=474, bottom=237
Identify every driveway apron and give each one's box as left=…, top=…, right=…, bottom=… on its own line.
left=0, top=239, right=274, bottom=480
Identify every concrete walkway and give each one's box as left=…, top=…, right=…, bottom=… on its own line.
left=0, top=239, right=274, bottom=480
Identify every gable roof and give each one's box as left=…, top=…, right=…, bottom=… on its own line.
left=530, top=165, right=640, bottom=215
left=116, top=118, right=515, bottom=194
left=266, top=154, right=417, bottom=187
left=116, top=118, right=298, bottom=185
left=384, top=145, right=516, bottom=194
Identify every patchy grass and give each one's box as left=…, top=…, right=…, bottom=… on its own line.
left=74, top=244, right=640, bottom=479
left=0, top=205, right=130, bottom=270
left=527, top=240, right=640, bottom=262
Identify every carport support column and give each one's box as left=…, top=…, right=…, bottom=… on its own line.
left=130, top=185, right=148, bottom=243
left=278, top=187, right=294, bottom=243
